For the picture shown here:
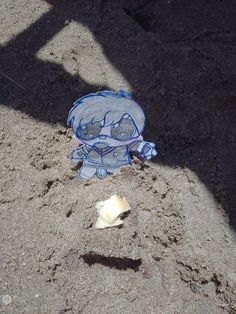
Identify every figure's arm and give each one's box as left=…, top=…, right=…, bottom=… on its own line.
left=68, top=145, right=89, bottom=164
left=72, top=134, right=83, bottom=145
left=129, top=141, right=158, bottom=160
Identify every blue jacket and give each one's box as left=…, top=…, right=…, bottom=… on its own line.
left=85, top=145, right=131, bottom=169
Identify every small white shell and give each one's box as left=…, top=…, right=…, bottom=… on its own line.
left=95, top=195, right=130, bottom=229
left=2, top=295, right=12, bottom=306
left=95, top=216, right=123, bottom=229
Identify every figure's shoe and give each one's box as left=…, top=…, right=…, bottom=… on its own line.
left=96, top=168, right=107, bottom=178
left=79, top=166, right=96, bottom=179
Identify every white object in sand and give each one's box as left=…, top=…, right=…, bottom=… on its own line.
left=2, top=295, right=12, bottom=306
left=95, top=195, right=130, bottom=229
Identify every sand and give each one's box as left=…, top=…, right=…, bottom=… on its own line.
left=0, top=1, right=236, bottom=313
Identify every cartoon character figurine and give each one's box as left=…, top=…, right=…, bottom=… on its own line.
left=67, top=90, right=157, bottom=179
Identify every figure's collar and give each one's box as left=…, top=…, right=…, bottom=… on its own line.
left=93, top=146, right=114, bottom=156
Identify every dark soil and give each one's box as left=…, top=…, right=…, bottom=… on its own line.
left=0, top=1, right=236, bottom=313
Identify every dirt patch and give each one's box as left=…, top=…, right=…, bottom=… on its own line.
left=0, top=0, right=236, bottom=313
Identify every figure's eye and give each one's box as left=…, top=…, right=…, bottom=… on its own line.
left=111, top=118, right=135, bottom=140
left=78, top=122, right=101, bottom=140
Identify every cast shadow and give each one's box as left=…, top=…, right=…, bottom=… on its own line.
left=0, top=0, right=235, bottom=228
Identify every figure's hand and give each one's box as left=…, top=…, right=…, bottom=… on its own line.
left=68, top=147, right=86, bottom=163
left=138, top=142, right=158, bottom=160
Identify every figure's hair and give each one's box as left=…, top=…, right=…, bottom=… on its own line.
left=68, top=90, right=145, bottom=134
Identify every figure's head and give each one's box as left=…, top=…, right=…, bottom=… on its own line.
left=68, top=90, right=145, bottom=147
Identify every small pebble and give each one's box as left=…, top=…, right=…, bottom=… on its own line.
left=2, top=294, right=12, bottom=305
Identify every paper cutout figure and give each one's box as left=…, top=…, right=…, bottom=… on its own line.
left=67, top=90, right=157, bottom=179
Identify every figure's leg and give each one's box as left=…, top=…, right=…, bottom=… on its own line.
left=78, top=165, right=96, bottom=179
left=96, top=168, right=108, bottom=178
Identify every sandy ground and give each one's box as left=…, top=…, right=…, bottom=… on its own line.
left=0, top=1, right=236, bottom=313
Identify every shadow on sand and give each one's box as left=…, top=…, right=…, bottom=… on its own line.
left=0, top=0, right=235, bottom=228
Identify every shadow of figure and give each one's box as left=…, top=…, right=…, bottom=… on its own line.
left=0, top=0, right=235, bottom=228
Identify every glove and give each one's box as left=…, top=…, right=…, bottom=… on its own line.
left=68, top=147, right=86, bottom=163
left=137, top=142, right=158, bottom=160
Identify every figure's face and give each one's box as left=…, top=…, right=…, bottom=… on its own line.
left=76, top=116, right=140, bottom=147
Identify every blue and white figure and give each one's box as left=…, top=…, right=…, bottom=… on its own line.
left=67, top=90, right=157, bottom=179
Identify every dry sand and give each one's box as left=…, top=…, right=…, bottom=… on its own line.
left=0, top=1, right=236, bottom=313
